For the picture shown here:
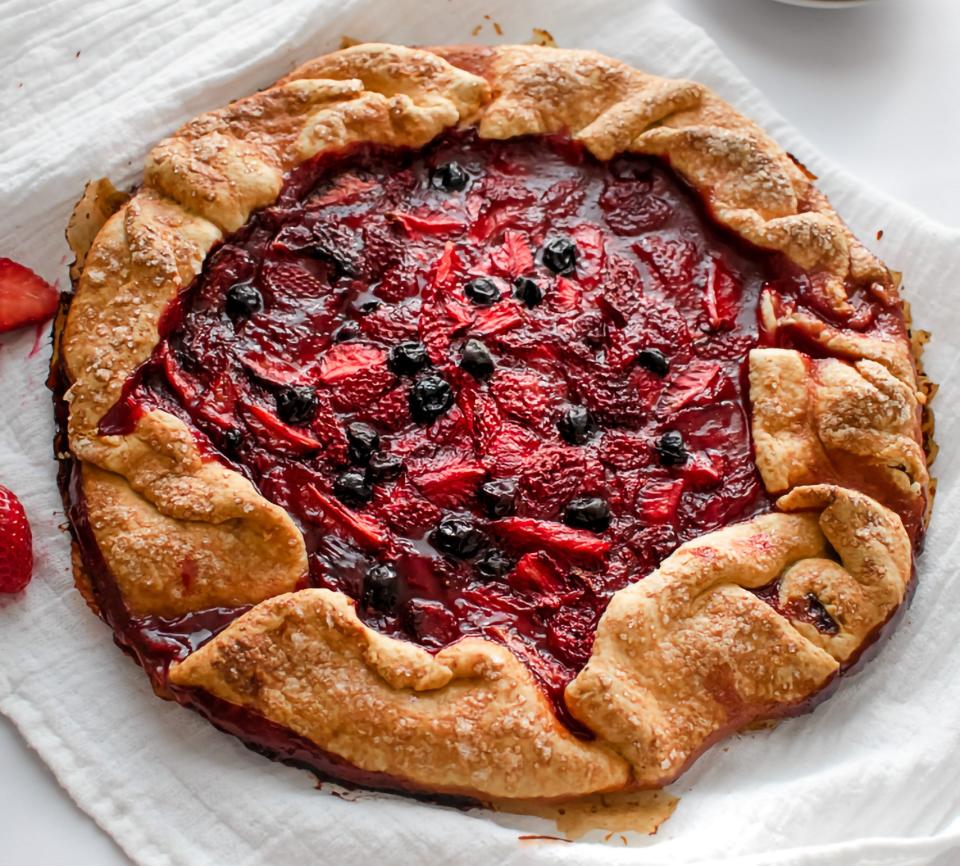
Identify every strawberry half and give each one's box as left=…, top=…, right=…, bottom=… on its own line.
left=0, top=484, right=33, bottom=593
left=0, top=258, right=58, bottom=334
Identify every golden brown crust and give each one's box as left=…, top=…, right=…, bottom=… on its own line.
left=566, top=485, right=910, bottom=785
left=750, top=348, right=929, bottom=534
left=61, top=42, right=930, bottom=801
left=169, top=589, right=630, bottom=799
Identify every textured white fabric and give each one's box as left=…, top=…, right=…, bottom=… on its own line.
left=1, top=2, right=959, bottom=864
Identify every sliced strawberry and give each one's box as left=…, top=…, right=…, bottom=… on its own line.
left=471, top=302, right=524, bottom=337
left=633, top=235, right=699, bottom=293
left=318, top=343, right=385, bottom=384
left=393, top=212, right=465, bottom=236
left=0, top=258, right=58, bottom=334
left=432, top=241, right=460, bottom=288
left=304, top=483, right=388, bottom=550
left=358, top=300, right=420, bottom=343
left=550, top=276, right=582, bottom=312
left=157, top=343, right=199, bottom=404
left=310, top=175, right=377, bottom=207
left=599, top=180, right=671, bottom=235
left=409, top=455, right=486, bottom=509
left=601, top=254, right=645, bottom=321
left=598, top=432, right=651, bottom=470
left=490, top=369, right=563, bottom=434
left=570, top=224, right=606, bottom=288
left=241, top=353, right=314, bottom=387
left=369, top=478, right=441, bottom=536
left=684, top=452, right=724, bottom=489
left=241, top=401, right=323, bottom=453
left=659, top=360, right=723, bottom=413
left=310, top=392, right=350, bottom=464
left=516, top=446, right=585, bottom=519
left=639, top=479, right=685, bottom=524
left=508, top=551, right=563, bottom=596
left=444, top=299, right=477, bottom=333
left=483, top=422, right=540, bottom=475
left=354, top=384, right=411, bottom=433
left=489, top=229, right=534, bottom=278
left=540, top=178, right=586, bottom=219
left=545, top=606, right=598, bottom=668
left=327, top=365, right=396, bottom=412
left=491, top=517, right=610, bottom=563
left=703, top=256, right=742, bottom=331
left=402, top=599, right=460, bottom=648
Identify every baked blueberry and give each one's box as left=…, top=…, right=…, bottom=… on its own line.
left=432, top=514, right=486, bottom=559
left=346, top=422, right=380, bottom=465
left=225, top=282, right=262, bottom=319
left=362, top=564, right=399, bottom=612
left=353, top=298, right=381, bottom=316
left=388, top=341, right=430, bottom=376
left=460, top=338, right=495, bottom=379
left=475, top=549, right=514, bottom=580
left=333, top=320, right=361, bottom=342
left=636, top=347, right=669, bottom=377
left=541, top=237, right=577, bottom=275
left=334, top=470, right=373, bottom=507
left=409, top=375, right=454, bottom=423
left=564, top=497, right=611, bottom=532
left=431, top=161, right=469, bottom=191
left=366, top=453, right=404, bottom=483
left=275, top=385, right=318, bottom=425
left=221, top=427, right=243, bottom=453
left=478, top=478, right=516, bottom=518
left=558, top=405, right=593, bottom=445
left=464, top=277, right=500, bottom=306
left=656, top=430, right=688, bottom=466
left=513, top=276, right=543, bottom=308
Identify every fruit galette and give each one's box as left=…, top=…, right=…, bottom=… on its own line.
left=54, top=43, right=933, bottom=802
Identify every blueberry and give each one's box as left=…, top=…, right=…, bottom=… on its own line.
left=346, top=422, right=380, bottom=465
left=464, top=277, right=501, bottom=307
left=541, top=237, right=577, bottom=275
left=275, top=386, right=318, bottom=425
left=334, top=470, right=373, bottom=507
left=478, top=478, right=516, bottom=518
left=352, top=298, right=381, bottom=316
left=222, top=428, right=243, bottom=453
left=636, top=348, right=669, bottom=377
left=366, top=453, right=404, bottom=483
left=656, top=430, right=688, bottom=466
left=362, top=563, right=399, bottom=612
left=558, top=405, right=593, bottom=445
left=475, top=549, right=514, bottom=580
left=409, top=375, right=454, bottom=424
left=333, top=320, right=361, bottom=342
left=431, top=161, right=469, bottom=192
left=432, top=514, right=486, bottom=559
left=388, top=341, right=431, bottom=376
left=563, top=497, right=610, bottom=532
left=225, top=282, right=262, bottom=319
left=513, top=276, right=543, bottom=308
left=460, top=338, right=495, bottom=380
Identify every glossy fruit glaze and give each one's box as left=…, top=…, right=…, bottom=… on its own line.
left=93, top=130, right=898, bottom=730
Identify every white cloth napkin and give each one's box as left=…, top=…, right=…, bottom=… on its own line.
left=2, top=1, right=959, bottom=864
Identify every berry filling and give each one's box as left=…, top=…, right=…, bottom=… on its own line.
left=95, top=130, right=901, bottom=730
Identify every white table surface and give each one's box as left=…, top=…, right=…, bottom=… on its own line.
left=1, top=2, right=957, bottom=864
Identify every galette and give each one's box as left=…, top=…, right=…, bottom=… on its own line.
left=54, top=43, right=934, bottom=802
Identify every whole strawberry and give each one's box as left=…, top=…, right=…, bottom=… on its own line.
left=0, top=485, right=33, bottom=593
